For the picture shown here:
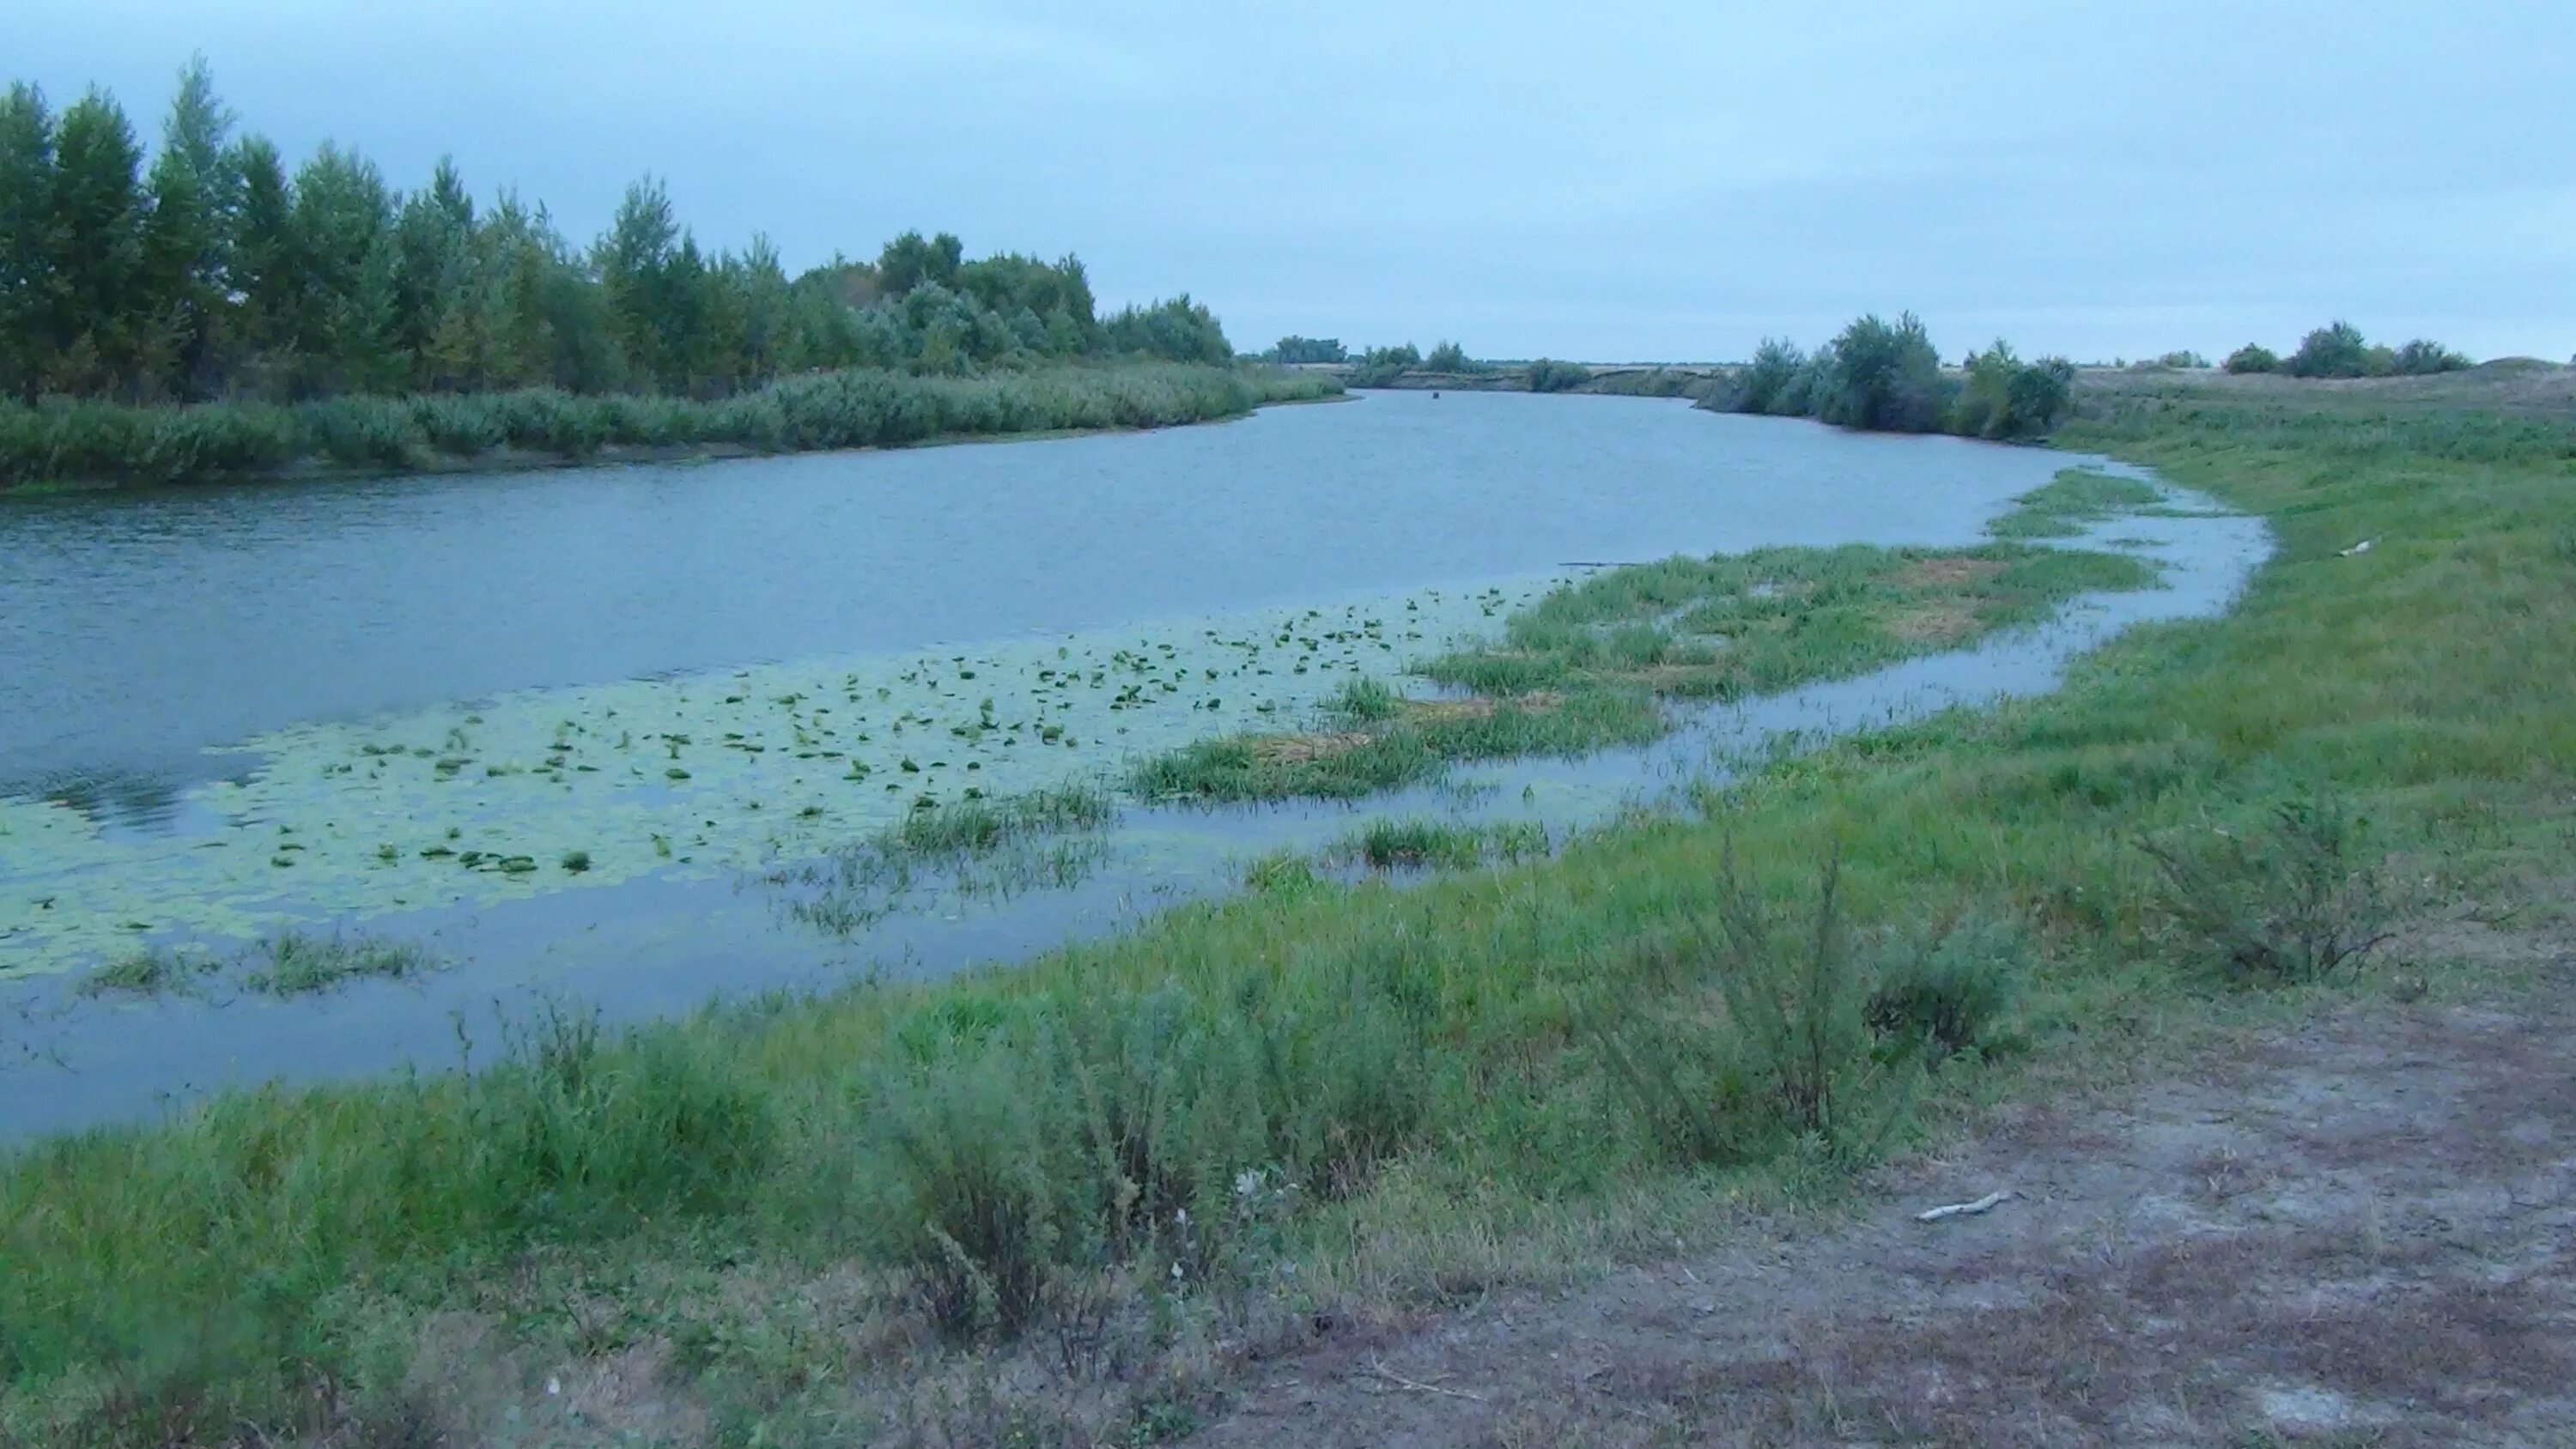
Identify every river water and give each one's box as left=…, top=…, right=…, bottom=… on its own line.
left=0, top=392, right=2265, bottom=1137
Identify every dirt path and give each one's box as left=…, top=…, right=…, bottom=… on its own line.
left=1200, top=967, right=2576, bottom=1446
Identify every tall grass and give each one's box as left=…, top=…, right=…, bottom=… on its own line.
left=0, top=363, right=1338, bottom=491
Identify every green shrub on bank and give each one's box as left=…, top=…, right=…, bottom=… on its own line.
left=1526, top=358, right=1591, bottom=392
left=1710, top=313, right=2075, bottom=440
left=0, top=363, right=1336, bottom=489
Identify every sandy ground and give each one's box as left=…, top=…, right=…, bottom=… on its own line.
left=1197, top=927, right=2576, bottom=1447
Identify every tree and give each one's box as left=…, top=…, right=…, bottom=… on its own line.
left=0, top=83, right=60, bottom=402
left=597, top=177, right=679, bottom=389
left=137, top=58, right=240, bottom=398
left=289, top=144, right=398, bottom=394
left=392, top=157, right=477, bottom=389
left=2286, top=321, right=2372, bottom=379
left=1822, top=312, right=1944, bottom=431
left=877, top=228, right=962, bottom=298
left=1268, top=335, right=1345, bottom=364
left=1526, top=358, right=1589, bottom=392
left=1737, top=337, right=1805, bottom=415
left=227, top=134, right=297, bottom=391
left=2392, top=338, right=2469, bottom=375
left=49, top=89, right=149, bottom=395
left=1102, top=295, right=1230, bottom=364
left=2223, top=343, right=2278, bottom=374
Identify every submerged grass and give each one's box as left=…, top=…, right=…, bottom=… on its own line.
left=241, top=931, right=440, bottom=997
left=6, top=385, right=2575, bottom=1444
left=76, top=932, right=436, bottom=999
left=1986, top=469, right=2166, bottom=538
left=776, top=784, right=1118, bottom=937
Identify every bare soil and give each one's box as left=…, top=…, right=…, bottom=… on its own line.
left=1200, top=954, right=2576, bottom=1446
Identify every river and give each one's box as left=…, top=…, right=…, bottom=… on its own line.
left=0, top=391, right=2266, bottom=1136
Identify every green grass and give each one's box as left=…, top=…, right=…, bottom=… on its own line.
left=5, top=386, right=2574, bottom=1444
left=1135, top=537, right=2155, bottom=803
left=1984, top=469, right=2166, bottom=538
left=75, top=934, right=435, bottom=999
left=775, top=784, right=1117, bottom=937
left=240, top=931, right=441, bottom=996
left=0, top=363, right=1340, bottom=491
left=1333, top=817, right=1552, bottom=871
left=76, top=947, right=214, bottom=998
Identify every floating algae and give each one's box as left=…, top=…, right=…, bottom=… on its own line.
left=0, top=579, right=1558, bottom=976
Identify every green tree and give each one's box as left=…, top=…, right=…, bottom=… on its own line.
left=138, top=58, right=240, bottom=398
left=2286, top=321, right=2372, bottom=379
left=49, top=89, right=149, bottom=395
left=0, top=83, right=60, bottom=402
left=1821, top=312, right=1944, bottom=432
left=288, top=144, right=398, bottom=394
left=227, top=134, right=297, bottom=392
left=1268, top=335, right=1345, bottom=364
left=392, top=157, right=478, bottom=389
left=1737, top=337, right=1805, bottom=415
left=877, top=228, right=963, bottom=298
left=2392, top=338, right=2469, bottom=375
left=2223, top=343, right=2278, bottom=374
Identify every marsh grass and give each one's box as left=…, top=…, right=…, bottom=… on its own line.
left=1139, top=538, right=2155, bottom=804
left=242, top=931, right=440, bottom=996
left=780, top=784, right=1116, bottom=936
left=76, top=947, right=215, bottom=999
left=1985, top=469, right=2167, bottom=538
left=8, top=387, right=2576, bottom=1445
left=0, top=365, right=1339, bottom=492
left=1335, top=818, right=1551, bottom=871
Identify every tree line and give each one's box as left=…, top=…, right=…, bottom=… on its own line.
left=0, top=59, right=1235, bottom=409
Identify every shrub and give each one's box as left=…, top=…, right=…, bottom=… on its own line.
left=1819, top=312, right=1947, bottom=432
left=1598, top=847, right=1913, bottom=1166
left=1422, top=341, right=1485, bottom=373
left=2223, top=343, right=2280, bottom=374
left=2156, top=350, right=2211, bottom=369
left=2286, top=321, right=2375, bottom=379
left=1953, top=342, right=2075, bottom=440
left=1737, top=337, right=1806, bottom=415
left=2139, top=795, right=2416, bottom=984
left=1526, top=357, right=1590, bottom=392
left=1268, top=335, right=1346, bottom=364
left=1865, top=910, right=2031, bottom=1058
left=2392, top=338, right=2470, bottom=375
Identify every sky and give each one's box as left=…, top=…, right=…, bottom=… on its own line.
left=6, top=0, right=2572, bottom=364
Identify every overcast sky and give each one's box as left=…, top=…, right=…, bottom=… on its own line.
left=7, top=1, right=2570, bottom=363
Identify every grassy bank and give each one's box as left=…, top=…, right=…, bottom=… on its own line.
left=0, top=363, right=1338, bottom=492
left=4, top=385, right=2573, bottom=1445
left=1133, top=529, right=2156, bottom=803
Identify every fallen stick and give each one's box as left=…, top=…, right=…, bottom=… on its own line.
left=1917, top=1190, right=2014, bottom=1222
left=1368, top=1359, right=1487, bottom=1403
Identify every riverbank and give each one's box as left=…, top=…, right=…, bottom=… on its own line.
left=0, top=363, right=1338, bottom=494
left=4, top=381, right=2572, bottom=1445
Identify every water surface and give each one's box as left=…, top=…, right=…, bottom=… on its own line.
left=0, top=395, right=2262, bottom=1137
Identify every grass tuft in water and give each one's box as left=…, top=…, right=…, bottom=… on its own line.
left=1985, top=469, right=2164, bottom=538
left=242, top=931, right=441, bottom=996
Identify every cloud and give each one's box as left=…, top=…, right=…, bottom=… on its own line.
left=6, top=0, right=2569, bottom=361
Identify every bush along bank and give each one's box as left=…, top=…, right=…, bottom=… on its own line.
left=1716, top=311, right=2075, bottom=440
left=0, top=362, right=1340, bottom=491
